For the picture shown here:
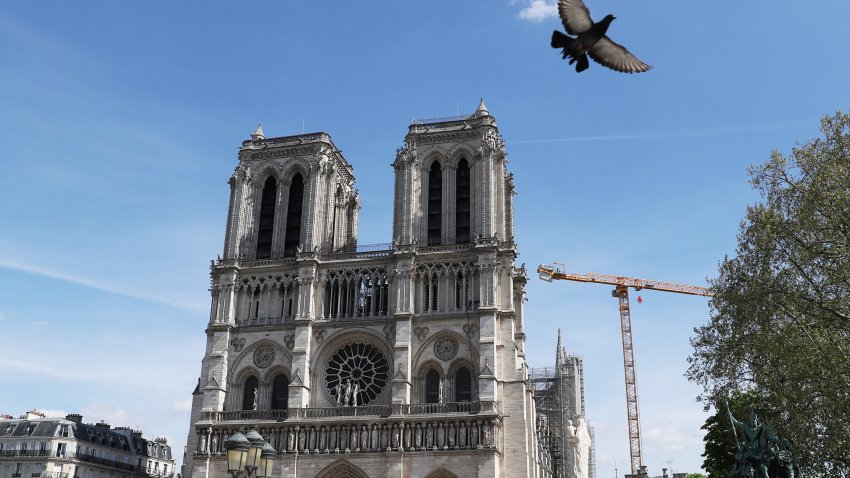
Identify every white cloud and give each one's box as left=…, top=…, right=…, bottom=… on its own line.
left=82, top=403, right=130, bottom=426
left=36, top=409, right=69, bottom=418
left=518, top=0, right=558, bottom=22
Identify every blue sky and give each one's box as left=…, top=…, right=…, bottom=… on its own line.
left=1, top=1, right=849, bottom=475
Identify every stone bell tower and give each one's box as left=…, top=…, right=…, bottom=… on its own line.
left=183, top=103, right=548, bottom=478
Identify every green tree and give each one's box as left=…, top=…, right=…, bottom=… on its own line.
left=687, top=111, right=850, bottom=477
left=687, top=474, right=709, bottom=478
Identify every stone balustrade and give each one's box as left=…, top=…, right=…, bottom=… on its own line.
left=194, top=415, right=500, bottom=456
left=198, top=401, right=497, bottom=423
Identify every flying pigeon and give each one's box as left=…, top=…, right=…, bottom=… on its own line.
left=551, top=0, right=651, bottom=74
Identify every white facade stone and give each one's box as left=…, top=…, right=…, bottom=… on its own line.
left=183, top=105, right=552, bottom=478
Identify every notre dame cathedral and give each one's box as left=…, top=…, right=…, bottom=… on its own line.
left=182, top=100, right=556, bottom=477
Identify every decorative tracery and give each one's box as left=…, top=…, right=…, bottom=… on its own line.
left=325, top=343, right=389, bottom=406
left=322, top=267, right=390, bottom=319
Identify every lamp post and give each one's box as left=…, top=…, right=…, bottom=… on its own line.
left=224, top=429, right=276, bottom=478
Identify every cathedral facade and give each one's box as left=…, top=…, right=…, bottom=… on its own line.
left=183, top=101, right=551, bottom=477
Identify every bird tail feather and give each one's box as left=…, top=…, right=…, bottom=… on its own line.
left=551, top=30, right=571, bottom=49
left=576, top=54, right=589, bottom=73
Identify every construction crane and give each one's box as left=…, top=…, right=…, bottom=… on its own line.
left=537, top=264, right=713, bottom=476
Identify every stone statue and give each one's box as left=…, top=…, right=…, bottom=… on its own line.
left=343, top=379, right=352, bottom=406
left=199, top=433, right=207, bottom=453
left=211, top=434, right=218, bottom=453
left=252, top=388, right=259, bottom=411
left=352, top=382, right=360, bottom=407
left=569, top=417, right=591, bottom=478
left=334, top=381, right=343, bottom=405
left=287, top=428, right=295, bottom=452
left=438, top=380, right=444, bottom=404
left=392, top=426, right=400, bottom=449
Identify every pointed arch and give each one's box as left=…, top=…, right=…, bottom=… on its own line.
left=425, top=468, right=460, bottom=478
left=283, top=173, right=304, bottom=257
left=425, top=368, right=441, bottom=404
left=242, top=375, right=258, bottom=410
left=455, top=157, right=471, bottom=244
left=256, top=176, right=277, bottom=259
left=427, top=160, right=442, bottom=246
left=315, top=459, right=369, bottom=478
left=271, top=373, right=289, bottom=410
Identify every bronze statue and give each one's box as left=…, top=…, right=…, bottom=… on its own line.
left=723, top=400, right=801, bottom=478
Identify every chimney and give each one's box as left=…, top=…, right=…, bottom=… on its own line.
left=66, top=414, right=83, bottom=424
left=26, top=410, right=45, bottom=420
left=95, top=421, right=111, bottom=430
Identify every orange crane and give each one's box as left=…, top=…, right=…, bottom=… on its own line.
left=537, top=264, right=713, bottom=476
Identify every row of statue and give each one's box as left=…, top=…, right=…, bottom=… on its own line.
left=198, top=420, right=496, bottom=455
left=724, top=401, right=801, bottom=478
left=333, top=379, right=360, bottom=407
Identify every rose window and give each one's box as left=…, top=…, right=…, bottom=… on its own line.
left=325, top=342, right=389, bottom=406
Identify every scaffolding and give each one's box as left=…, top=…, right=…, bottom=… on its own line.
left=531, top=331, right=596, bottom=478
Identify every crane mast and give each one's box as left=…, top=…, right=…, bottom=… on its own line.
left=537, top=264, right=712, bottom=475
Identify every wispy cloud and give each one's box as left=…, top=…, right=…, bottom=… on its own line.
left=0, top=258, right=206, bottom=312
left=509, top=119, right=811, bottom=144
left=516, top=0, right=558, bottom=22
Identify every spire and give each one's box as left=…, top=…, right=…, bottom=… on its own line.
left=475, top=97, right=490, bottom=117
left=556, top=329, right=563, bottom=368
left=250, top=123, right=265, bottom=141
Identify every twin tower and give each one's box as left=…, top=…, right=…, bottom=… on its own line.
left=184, top=101, right=551, bottom=477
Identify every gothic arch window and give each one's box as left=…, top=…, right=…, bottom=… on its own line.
left=242, top=376, right=259, bottom=410
left=425, top=469, right=460, bottom=478
left=283, top=173, right=304, bottom=257
left=455, top=158, right=470, bottom=244
left=256, top=177, right=277, bottom=259
left=316, top=460, right=369, bottom=478
left=425, top=368, right=441, bottom=404
left=271, top=374, right=289, bottom=410
left=427, top=161, right=442, bottom=246
left=455, top=366, right=472, bottom=402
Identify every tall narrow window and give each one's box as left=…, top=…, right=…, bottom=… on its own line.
left=283, top=174, right=304, bottom=257
left=271, top=374, right=289, bottom=410
left=425, top=369, right=441, bottom=404
left=427, top=161, right=442, bottom=246
left=456, top=158, right=470, bottom=244
left=242, top=376, right=259, bottom=410
left=256, top=177, right=277, bottom=259
left=455, top=367, right=472, bottom=402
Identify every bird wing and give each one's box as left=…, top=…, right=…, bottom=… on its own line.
left=587, top=36, right=651, bottom=73
left=558, top=0, right=593, bottom=35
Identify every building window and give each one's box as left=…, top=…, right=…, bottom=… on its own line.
left=427, top=161, right=442, bottom=246
left=455, top=366, right=472, bottom=402
left=271, top=374, right=289, bottom=410
left=58, top=425, right=69, bottom=438
left=26, top=424, right=36, bottom=436
left=456, top=158, right=470, bottom=244
left=15, top=463, right=22, bottom=477
left=242, top=376, right=259, bottom=410
left=425, top=369, right=441, bottom=404
left=283, top=173, right=304, bottom=257
left=56, top=442, right=67, bottom=458
left=256, top=177, right=277, bottom=259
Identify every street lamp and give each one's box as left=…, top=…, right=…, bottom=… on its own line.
left=224, top=429, right=276, bottom=478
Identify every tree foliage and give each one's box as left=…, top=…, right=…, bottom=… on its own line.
left=687, top=474, right=709, bottom=478
left=687, top=111, right=850, bottom=477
